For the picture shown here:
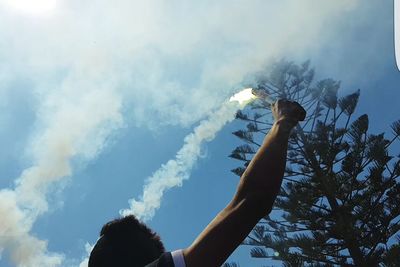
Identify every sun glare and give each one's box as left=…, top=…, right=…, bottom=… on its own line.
left=2, top=0, right=57, bottom=16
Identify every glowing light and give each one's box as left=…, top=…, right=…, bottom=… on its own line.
left=274, top=251, right=280, bottom=257
left=1, top=0, right=58, bottom=16
left=229, top=88, right=257, bottom=105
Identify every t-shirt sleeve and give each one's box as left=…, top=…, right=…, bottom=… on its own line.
left=144, top=252, right=174, bottom=267
left=171, top=250, right=186, bottom=267
left=144, top=250, right=186, bottom=267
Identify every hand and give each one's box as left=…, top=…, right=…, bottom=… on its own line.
left=272, top=99, right=306, bottom=126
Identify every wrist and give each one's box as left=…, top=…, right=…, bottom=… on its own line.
left=275, top=117, right=297, bottom=128
left=272, top=118, right=296, bottom=135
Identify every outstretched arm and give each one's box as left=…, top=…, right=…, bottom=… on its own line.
left=183, top=100, right=306, bottom=267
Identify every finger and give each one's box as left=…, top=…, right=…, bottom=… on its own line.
left=293, top=102, right=306, bottom=121
left=275, top=99, right=288, bottom=108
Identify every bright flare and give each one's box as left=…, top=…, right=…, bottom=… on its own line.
left=1, top=0, right=57, bottom=15
left=229, top=88, right=257, bottom=105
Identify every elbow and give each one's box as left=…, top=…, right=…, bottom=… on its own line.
left=229, top=192, right=275, bottom=219
left=248, top=192, right=275, bottom=216
left=232, top=177, right=278, bottom=217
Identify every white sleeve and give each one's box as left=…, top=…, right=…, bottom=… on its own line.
left=171, top=249, right=186, bottom=267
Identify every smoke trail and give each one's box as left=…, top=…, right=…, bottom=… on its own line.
left=121, top=90, right=254, bottom=221
left=77, top=90, right=254, bottom=266
left=0, top=69, right=123, bottom=266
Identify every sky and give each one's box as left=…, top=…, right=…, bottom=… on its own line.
left=0, top=0, right=399, bottom=266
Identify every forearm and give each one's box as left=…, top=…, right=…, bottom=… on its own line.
left=231, top=118, right=293, bottom=214
left=184, top=119, right=294, bottom=267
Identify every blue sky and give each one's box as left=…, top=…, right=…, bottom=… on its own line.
left=0, top=1, right=399, bottom=266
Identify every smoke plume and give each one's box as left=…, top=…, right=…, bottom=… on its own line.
left=120, top=93, right=253, bottom=221
left=0, top=68, right=123, bottom=266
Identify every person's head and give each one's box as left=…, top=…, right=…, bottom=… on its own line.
left=89, top=215, right=165, bottom=267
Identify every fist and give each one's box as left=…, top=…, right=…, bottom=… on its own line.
left=272, top=99, right=306, bottom=125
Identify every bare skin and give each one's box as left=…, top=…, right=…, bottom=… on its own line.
left=183, top=99, right=306, bottom=267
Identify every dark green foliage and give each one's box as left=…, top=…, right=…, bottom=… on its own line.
left=231, top=60, right=400, bottom=266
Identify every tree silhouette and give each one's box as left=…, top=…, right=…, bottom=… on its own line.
left=230, top=60, right=400, bottom=266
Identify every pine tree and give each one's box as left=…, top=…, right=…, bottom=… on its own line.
left=230, top=60, right=400, bottom=266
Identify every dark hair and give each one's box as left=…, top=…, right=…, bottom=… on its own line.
left=88, top=215, right=165, bottom=267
